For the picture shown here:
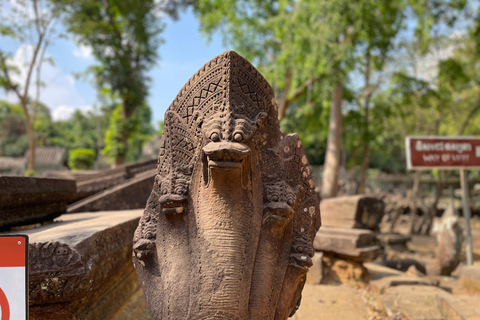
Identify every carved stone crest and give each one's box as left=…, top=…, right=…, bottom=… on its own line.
left=133, top=51, right=321, bottom=319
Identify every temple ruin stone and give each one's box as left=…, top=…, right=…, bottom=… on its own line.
left=133, top=51, right=321, bottom=320
left=319, top=195, right=385, bottom=230
left=0, top=176, right=76, bottom=229
left=68, top=169, right=156, bottom=213
left=314, top=227, right=381, bottom=261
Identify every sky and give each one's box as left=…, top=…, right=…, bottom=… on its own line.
left=0, top=6, right=225, bottom=124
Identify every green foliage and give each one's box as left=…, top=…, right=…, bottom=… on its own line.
left=68, top=148, right=95, bottom=170
left=47, top=109, right=102, bottom=150
left=0, top=101, right=28, bottom=157
left=55, top=0, right=162, bottom=117
left=52, top=0, right=166, bottom=164
left=102, top=102, right=154, bottom=163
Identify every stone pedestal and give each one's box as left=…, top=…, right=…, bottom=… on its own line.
left=2, top=210, right=146, bottom=320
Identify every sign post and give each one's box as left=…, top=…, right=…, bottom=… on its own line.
left=460, top=169, right=474, bottom=266
left=0, top=235, right=28, bottom=320
left=406, top=136, right=480, bottom=266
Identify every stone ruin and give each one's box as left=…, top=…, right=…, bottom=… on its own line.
left=133, top=51, right=321, bottom=319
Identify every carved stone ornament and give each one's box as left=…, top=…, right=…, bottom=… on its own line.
left=133, top=51, right=321, bottom=320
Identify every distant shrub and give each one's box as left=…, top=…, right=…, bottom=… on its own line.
left=69, top=148, right=95, bottom=170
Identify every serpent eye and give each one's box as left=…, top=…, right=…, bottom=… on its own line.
left=210, top=132, right=220, bottom=142
left=234, top=132, right=243, bottom=142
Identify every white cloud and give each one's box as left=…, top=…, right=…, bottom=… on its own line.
left=0, top=44, right=89, bottom=120
left=52, top=105, right=75, bottom=121
left=51, top=105, right=93, bottom=121
left=73, top=44, right=93, bottom=59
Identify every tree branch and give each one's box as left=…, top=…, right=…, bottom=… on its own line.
left=457, top=92, right=480, bottom=135
left=0, top=55, right=23, bottom=102
left=287, top=75, right=321, bottom=103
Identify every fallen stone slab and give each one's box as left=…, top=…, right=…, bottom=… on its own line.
left=0, top=176, right=76, bottom=229
left=377, top=232, right=411, bottom=252
left=320, top=195, right=385, bottom=230
left=375, top=258, right=428, bottom=274
left=453, top=265, right=480, bottom=281
left=364, top=262, right=404, bottom=281
left=2, top=210, right=144, bottom=320
left=72, top=159, right=157, bottom=203
left=314, top=227, right=381, bottom=261
left=68, top=169, right=155, bottom=213
left=370, top=274, right=440, bottom=294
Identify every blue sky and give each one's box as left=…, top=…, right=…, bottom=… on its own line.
left=1, top=7, right=225, bottom=125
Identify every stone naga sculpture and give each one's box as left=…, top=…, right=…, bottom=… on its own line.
left=133, top=51, right=321, bottom=320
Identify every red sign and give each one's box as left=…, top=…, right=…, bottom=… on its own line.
left=0, top=235, right=28, bottom=320
left=406, top=136, right=480, bottom=170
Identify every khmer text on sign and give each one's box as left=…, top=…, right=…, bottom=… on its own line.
left=406, top=136, right=480, bottom=169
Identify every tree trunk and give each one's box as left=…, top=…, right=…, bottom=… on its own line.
left=114, top=131, right=128, bottom=167
left=23, top=100, right=36, bottom=174
left=358, top=50, right=372, bottom=194
left=113, top=98, right=130, bottom=167
left=321, top=74, right=343, bottom=198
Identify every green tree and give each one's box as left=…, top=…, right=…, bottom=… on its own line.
left=194, top=0, right=406, bottom=197
left=53, top=0, right=163, bottom=166
left=102, top=102, right=154, bottom=164
left=0, top=100, right=28, bottom=157
left=0, top=0, right=59, bottom=173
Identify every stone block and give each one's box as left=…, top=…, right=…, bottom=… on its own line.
left=72, top=159, right=157, bottom=203
left=1, top=210, right=144, bottom=319
left=313, top=227, right=381, bottom=261
left=377, top=233, right=411, bottom=252
left=0, top=176, right=76, bottom=229
left=320, top=195, right=385, bottom=230
left=68, top=169, right=155, bottom=213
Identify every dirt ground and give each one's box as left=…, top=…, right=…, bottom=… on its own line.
left=292, top=217, right=480, bottom=320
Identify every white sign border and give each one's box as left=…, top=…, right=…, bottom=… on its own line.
left=0, top=234, right=29, bottom=320
left=405, top=136, right=480, bottom=171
